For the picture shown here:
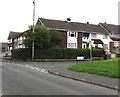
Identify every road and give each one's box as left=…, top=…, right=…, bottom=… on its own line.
left=1, top=60, right=118, bottom=95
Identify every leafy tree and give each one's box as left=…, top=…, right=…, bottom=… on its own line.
left=23, top=25, right=50, bottom=49
left=23, top=25, right=62, bottom=49
left=49, top=30, right=62, bottom=48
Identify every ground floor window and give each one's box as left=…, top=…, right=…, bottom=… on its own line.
left=68, top=43, right=77, bottom=48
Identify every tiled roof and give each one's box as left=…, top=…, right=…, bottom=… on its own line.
left=99, top=23, right=119, bottom=34
left=8, top=31, right=23, bottom=39
left=38, top=18, right=108, bottom=34
left=110, top=36, right=120, bottom=41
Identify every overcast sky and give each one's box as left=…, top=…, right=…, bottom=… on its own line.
left=0, top=0, right=119, bottom=42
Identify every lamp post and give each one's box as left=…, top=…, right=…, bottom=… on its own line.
left=32, top=0, right=35, bottom=62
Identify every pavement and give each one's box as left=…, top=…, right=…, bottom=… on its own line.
left=48, top=66, right=120, bottom=91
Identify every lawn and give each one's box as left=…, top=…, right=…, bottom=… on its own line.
left=68, top=58, right=120, bottom=78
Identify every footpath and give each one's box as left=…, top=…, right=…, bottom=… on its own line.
left=48, top=66, right=120, bottom=91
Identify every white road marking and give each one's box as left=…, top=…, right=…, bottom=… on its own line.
left=5, top=62, right=48, bottom=73
left=18, top=64, right=48, bottom=73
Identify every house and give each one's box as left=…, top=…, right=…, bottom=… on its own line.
left=0, top=42, right=8, bottom=53
left=7, top=18, right=119, bottom=54
left=36, top=18, right=110, bottom=53
left=99, top=23, right=120, bottom=54
left=8, top=31, right=25, bottom=50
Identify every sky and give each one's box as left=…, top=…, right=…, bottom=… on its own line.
left=0, top=0, right=119, bottom=42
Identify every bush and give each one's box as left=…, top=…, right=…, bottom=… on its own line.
left=76, top=49, right=90, bottom=59
left=12, top=48, right=31, bottom=60
left=35, top=49, right=63, bottom=59
left=12, top=48, right=105, bottom=60
left=63, top=48, right=77, bottom=59
left=92, top=49, right=105, bottom=57
left=117, top=54, right=120, bottom=58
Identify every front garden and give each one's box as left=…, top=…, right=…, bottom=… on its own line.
left=68, top=58, right=120, bottom=78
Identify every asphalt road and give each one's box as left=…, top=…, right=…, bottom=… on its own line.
left=2, top=60, right=118, bottom=95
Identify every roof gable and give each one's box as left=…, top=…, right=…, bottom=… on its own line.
left=8, top=31, right=23, bottom=40
left=99, top=23, right=119, bottom=34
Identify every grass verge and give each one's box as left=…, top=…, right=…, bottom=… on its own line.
left=68, top=58, right=120, bottom=78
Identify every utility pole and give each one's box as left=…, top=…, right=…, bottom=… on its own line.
left=90, top=40, right=92, bottom=61
left=32, top=0, right=35, bottom=62
left=89, top=34, right=92, bottom=61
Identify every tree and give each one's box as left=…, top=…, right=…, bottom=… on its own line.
left=49, top=30, right=62, bottom=48
left=23, top=25, right=62, bottom=49
left=23, top=25, right=50, bottom=49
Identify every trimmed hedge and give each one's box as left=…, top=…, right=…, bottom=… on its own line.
left=12, top=48, right=105, bottom=60
left=92, top=49, right=105, bottom=57
left=12, top=48, right=32, bottom=60
left=35, top=49, right=63, bottom=59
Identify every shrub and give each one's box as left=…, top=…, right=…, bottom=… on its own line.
left=92, top=49, right=105, bottom=57
left=12, top=48, right=105, bottom=60
left=12, top=48, right=31, bottom=60
left=76, top=49, right=90, bottom=59
left=63, top=48, right=77, bottom=59
left=35, top=49, right=63, bottom=59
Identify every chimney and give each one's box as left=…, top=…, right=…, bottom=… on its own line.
left=65, top=18, right=71, bottom=22
left=87, top=22, right=89, bottom=24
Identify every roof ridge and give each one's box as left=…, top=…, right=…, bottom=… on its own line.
left=39, top=17, right=100, bottom=26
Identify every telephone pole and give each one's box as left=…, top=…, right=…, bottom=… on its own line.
left=32, top=0, right=35, bottom=62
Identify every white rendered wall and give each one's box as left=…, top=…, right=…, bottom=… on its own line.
left=67, top=31, right=78, bottom=48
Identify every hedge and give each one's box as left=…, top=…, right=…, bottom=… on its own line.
left=35, top=49, right=63, bottom=59
left=11, top=48, right=105, bottom=60
left=11, top=48, right=32, bottom=60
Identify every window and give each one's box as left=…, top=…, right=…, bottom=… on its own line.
left=103, top=34, right=108, bottom=39
left=69, top=32, right=76, bottom=37
left=104, top=44, right=108, bottom=51
left=20, top=37, right=23, bottom=40
left=14, top=39, right=17, bottom=42
left=91, top=33, right=97, bottom=38
left=68, top=43, right=77, bottom=48
left=8, top=39, right=12, bottom=43
left=114, top=42, right=119, bottom=46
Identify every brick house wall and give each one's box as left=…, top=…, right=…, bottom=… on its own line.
left=60, top=31, right=67, bottom=48
left=77, top=32, right=82, bottom=48
left=110, top=42, right=114, bottom=53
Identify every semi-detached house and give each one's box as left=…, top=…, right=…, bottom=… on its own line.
left=7, top=18, right=120, bottom=54
left=37, top=18, right=110, bottom=53
left=8, top=31, right=25, bottom=50
left=99, top=23, right=120, bottom=54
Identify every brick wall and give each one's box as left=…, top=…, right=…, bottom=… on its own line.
left=60, top=31, right=67, bottom=48
left=110, top=42, right=114, bottom=53
left=77, top=32, right=82, bottom=48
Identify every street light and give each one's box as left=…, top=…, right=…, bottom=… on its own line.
left=32, top=0, right=35, bottom=62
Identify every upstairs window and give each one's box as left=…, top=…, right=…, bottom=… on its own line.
left=69, top=32, right=76, bottom=37
left=91, top=33, right=97, bottom=38
left=103, top=34, right=108, bottom=39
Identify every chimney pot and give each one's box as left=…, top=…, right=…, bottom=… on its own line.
left=87, top=22, right=89, bottom=24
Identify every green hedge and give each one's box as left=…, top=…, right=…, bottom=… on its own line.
left=12, top=48, right=105, bottom=60
left=92, top=49, right=105, bottom=57
left=35, top=49, right=63, bottom=59
left=117, top=54, right=120, bottom=58
left=12, top=48, right=32, bottom=60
